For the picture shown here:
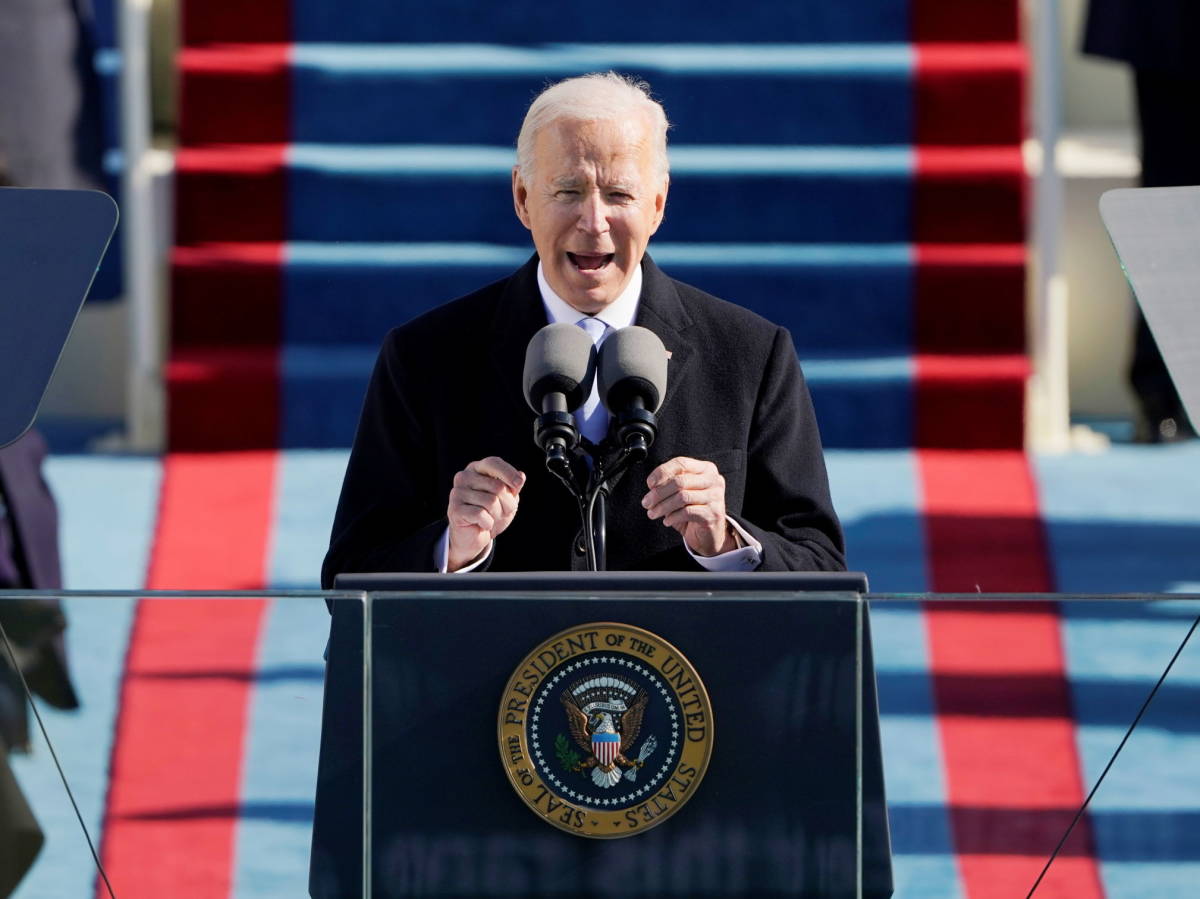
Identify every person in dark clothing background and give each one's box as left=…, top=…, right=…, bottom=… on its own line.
left=0, top=432, right=79, bottom=897
left=1084, top=0, right=1199, bottom=441
left=0, top=0, right=100, bottom=891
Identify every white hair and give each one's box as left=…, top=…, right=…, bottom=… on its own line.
left=515, top=72, right=670, bottom=183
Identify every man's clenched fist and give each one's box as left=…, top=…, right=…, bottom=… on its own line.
left=446, top=457, right=525, bottom=571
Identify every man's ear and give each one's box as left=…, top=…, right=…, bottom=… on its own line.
left=512, top=167, right=532, bottom=230
left=649, top=175, right=669, bottom=235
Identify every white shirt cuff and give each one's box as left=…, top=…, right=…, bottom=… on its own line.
left=435, top=527, right=493, bottom=573
left=685, top=516, right=763, bottom=572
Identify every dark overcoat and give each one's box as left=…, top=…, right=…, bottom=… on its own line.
left=322, top=254, right=844, bottom=584
left=1084, top=0, right=1200, bottom=71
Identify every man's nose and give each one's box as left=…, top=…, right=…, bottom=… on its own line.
left=576, top=192, right=610, bottom=235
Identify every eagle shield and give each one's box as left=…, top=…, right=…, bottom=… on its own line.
left=561, top=673, right=649, bottom=788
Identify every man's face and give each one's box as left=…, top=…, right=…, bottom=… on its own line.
left=512, top=115, right=668, bottom=315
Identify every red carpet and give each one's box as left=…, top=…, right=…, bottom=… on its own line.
left=920, top=451, right=1104, bottom=897
left=97, top=453, right=277, bottom=896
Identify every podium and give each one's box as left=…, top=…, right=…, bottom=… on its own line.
left=311, top=573, right=892, bottom=897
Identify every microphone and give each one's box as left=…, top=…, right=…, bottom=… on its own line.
left=597, top=326, right=668, bottom=460
left=522, top=323, right=597, bottom=465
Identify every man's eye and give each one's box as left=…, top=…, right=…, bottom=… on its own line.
left=556, top=190, right=579, bottom=198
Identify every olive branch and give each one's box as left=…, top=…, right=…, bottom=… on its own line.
left=554, top=734, right=580, bottom=772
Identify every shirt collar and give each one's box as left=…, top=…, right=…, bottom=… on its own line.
left=536, top=260, right=642, bottom=331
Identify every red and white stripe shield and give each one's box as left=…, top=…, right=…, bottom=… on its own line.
left=592, top=732, right=621, bottom=766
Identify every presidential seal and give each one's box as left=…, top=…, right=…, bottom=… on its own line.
left=498, top=622, right=713, bottom=839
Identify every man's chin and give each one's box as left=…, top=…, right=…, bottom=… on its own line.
left=561, top=291, right=615, bottom=315
left=554, top=270, right=623, bottom=313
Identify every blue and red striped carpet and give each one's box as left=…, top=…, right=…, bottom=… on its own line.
left=167, top=0, right=1029, bottom=452
left=7, top=443, right=1200, bottom=897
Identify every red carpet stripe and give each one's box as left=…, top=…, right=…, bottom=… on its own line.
left=913, top=244, right=1026, bottom=354
left=174, top=145, right=288, bottom=246
left=179, top=44, right=291, bottom=146
left=167, top=347, right=282, bottom=451
left=172, top=243, right=284, bottom=349
left=914, top=44, right=1025, bottom=146
left=913, top=146, right=1027, bottom=244
left=919, top=451, right=1104, bottom=897
left=914, top=354, right=1028, bottom=450
left=181, top=0, right=290, bottom=46
left=98, top=452, right=278, bottom=898
left=911, top=0, right=1020, bottom=43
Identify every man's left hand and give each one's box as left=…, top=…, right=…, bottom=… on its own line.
left=642, top=456, right=737, bottom=557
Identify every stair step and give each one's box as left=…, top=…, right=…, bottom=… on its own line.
left=172, top=241, right=1025, bottom=356
left=184, top=0, right=929, bottom=46
left=166, top=347, right=1026, bottom=451
left=166, top=348, right=280, bottom=450
left=174, top=144, right=1024, bottom=245
left=178, top=43, right=1023, bottom=147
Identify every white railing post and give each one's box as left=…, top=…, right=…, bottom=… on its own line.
left=118, top=0, right=164, bottom=451
left=1027, top=0, right=1072, bottom=451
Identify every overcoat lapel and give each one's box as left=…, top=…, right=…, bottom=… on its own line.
left=634, top=253, right=695, bottom=415
left=488, top=254, right=549, bottom=418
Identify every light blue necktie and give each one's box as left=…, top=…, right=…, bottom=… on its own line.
left=575, top=316, right=610, bottom=443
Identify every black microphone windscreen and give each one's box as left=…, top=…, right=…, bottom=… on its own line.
left=523, top=323, right=597, bottom=412
left=598, top=326, right=669, bottom=413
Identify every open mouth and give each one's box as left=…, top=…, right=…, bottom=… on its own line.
left=567, top=252, right=614, bottom=272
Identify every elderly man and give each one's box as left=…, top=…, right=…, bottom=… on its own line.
left=321, top=72, right=843, bottom=581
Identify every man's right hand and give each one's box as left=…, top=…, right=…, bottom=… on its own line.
left=446, top=457, right=526, bottom=571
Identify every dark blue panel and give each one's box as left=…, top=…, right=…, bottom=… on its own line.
left=280, top=363, right=370, bottom=449
left=672, top=262, right=913, bottom=354
left=286, top=169, right=527, bottom=244
left=91, top=0, right=118, bottom=48
left=287, top=171, right=913, bottom=244
left=291, top=70, right=912, bottom=147
left=283, top=263, right=519, bottom=345
left=293, top=0, right=911, bottom=44
left=809, top=376, right=914, bottom=449
left=663, top=173, right=913, bottom=243
left=97, top=67, right=121, bottom=162
left=282, top=260, right=914, bottom=354
left=91, top=10, right=122, bottom=300
left=275, top=355, right=912, bottom=450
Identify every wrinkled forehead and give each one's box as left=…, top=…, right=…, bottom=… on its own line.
left=533, top=115, right=660, bottom=182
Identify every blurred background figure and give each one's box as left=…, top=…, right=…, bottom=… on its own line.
left=1084, top=0, right=1199, bottom=441
left=0, top=0, right=98, bottom=893
left=0, top=433, right=78, bottom=897
left=0, top=0, right=105, bottom=191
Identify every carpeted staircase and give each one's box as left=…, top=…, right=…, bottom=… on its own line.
left=169, top=0, right=1027, bottom=453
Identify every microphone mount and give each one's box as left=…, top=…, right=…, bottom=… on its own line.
left=533, top=393, right=581, bottom=476
left=537, top=424, right=657, bottom=572
left=612, top=397, right=657, bottom=462
left=524, top=323, right=667, bottom=571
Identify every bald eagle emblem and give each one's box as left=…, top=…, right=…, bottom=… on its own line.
left=561, top=674, right=658, bottom=788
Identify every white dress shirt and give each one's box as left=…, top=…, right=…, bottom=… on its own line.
left=437, top=262, right=762, bottom=572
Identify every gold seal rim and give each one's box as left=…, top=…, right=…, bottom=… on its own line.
left=497, top=621, right=714, bottom=840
